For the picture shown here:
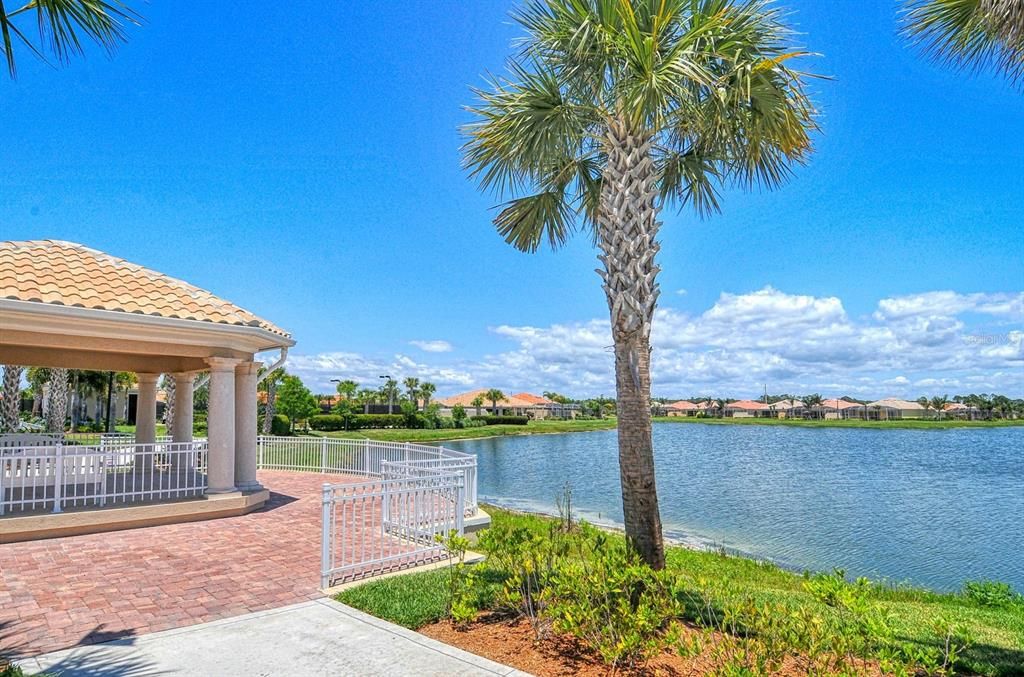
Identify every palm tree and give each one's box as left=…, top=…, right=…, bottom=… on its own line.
left=1, top=1, right=141, bottom=78
left=26, top=366, right=49, bottom=417
left=483, top=388, right=506, bottom=415
left=1, top=364, right=23, bottom=432
left=46, top=368, right=70, bottom=433
left=930, top=395, right=949, bottom=419
left=464, top=0, right=818, bottom=568
left=419, top=382, right=437, bottom=409
left=336, top=379, right=358, bottom=401
left=258, top=368, right=285, bottom=434
left=471, top=395, right=485, bottom=416
left=356, top=388, right=376, bottom=414
left=904, top=0, right=1024, bottom=85
left=162, top=373, right=176, bottom=430
left=380, top=378, right=400, bottom=414
left=403, top=377, right=421, bottom=409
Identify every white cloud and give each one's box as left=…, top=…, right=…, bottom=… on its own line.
left=285, top=287, right=1024, bottom=399
left=675, top=288, right=687, bottom=296
left=409, top=339, right=453, bottom=353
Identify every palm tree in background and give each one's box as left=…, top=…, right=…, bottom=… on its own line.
left=258, top=368, right=285, bottom=434
left=418, top=382, right=437, bottom=409
left=1, top=0, right=141, bottom=78
left=356, top=388, right=376, bottom=414
left=335, top=379, right=358, bottom=401
left=930, top=395, right=949, bottom=419
left=904, top=0, right=1024, bottom=85
left=26, top=366, right=50, bottom=417
left=45, top=368, right=69, bottom=433
left=463, top=0, right=819, bottom=567
left=403, top=377, right=421, bottom=408
left=471, top=395, right=485, bottom=416
left=484, top=388, right=506, bottom=415
left=162, top=374, right=176, bottom=430
left=1, top=364, right=23, bottom=432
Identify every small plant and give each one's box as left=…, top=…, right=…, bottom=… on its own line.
left=962, top=580, right=1021, bottom=608
left=436, top=530, right=478, bottom=626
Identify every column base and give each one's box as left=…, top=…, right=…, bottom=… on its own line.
left=236, top=480, right=264, bottom=492
left=207, top=486, right=239, bottom=495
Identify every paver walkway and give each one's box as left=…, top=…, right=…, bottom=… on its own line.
left=0, top=470, right=361, bottom=657
left=23, top=599, right=528, bottom=677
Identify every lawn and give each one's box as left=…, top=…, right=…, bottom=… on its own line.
left=308, top=417, right=619, bottom=442
left=339, top=507, right=1024, bottom=676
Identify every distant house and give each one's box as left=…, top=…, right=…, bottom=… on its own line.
left=664, top=400, right=700, bottom=417
left=866, top=398, right=928, bottom=420
left=943, top=402, right=980, bottom=419
left=436, top=389, right=576, bottom=419
left=819, top=398, right=868, bottom=420
left=723, top=399, right=772, bottom=418
left=769, top=399, right=805, bottom=418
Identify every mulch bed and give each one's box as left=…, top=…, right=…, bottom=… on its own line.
left=420, top=613, right=885, bottom=676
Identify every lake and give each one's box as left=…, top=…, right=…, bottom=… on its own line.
left=446, top=423, right=1024, bottom=593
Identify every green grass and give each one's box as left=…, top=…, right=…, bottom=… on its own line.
left=309, top=417, right=618, bottom=442
left=653, top=416, right=1024, bottom=429
left=339, top=507, right=1024, bottom=676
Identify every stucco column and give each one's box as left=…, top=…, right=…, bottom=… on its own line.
left=206, top=357, right=240, bottom=494
left=234, top=360, right=262, bottom=491
left=135, top=373, right=159, bottom=471
left=171, top=372, right=196, bottom=443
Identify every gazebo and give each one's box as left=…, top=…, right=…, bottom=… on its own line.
left=0, top=240, right=294, bottom=540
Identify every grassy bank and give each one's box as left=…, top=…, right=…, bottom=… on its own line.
left=653, top=416, right=1024, bottom=430
left=339, top=507, right=1024, bottom=676
left=309, top=417, right=618, bottom=442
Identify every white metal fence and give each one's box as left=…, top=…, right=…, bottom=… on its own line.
left=320, top=467, right=465, bottom=587
left=253, top=435, right=477, bottom=587
left=0, top=441, right=208, bottom=515
left=256, top=436, right=477, bottom=516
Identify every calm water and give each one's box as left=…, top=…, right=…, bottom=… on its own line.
left=446, top=424, right=1024, bottom=592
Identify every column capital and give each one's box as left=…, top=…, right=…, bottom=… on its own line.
left=171, top=370, right=200, bottom=380
left=136, top=372, right=161, bottom=385
left=205, top=357, right=242, bottom=372
left=234, top=360, right=262, bottom=376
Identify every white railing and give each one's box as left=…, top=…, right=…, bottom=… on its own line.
left=61, top=432, right=175, bottom=448
left=256, top=436, right=478, bottom=516
left=320, top=468, right=464, bottom=587
left=0, top=441, right=208, bottom=515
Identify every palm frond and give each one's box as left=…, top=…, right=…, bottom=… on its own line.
left=903, top=0, right=1024, bottom=84
left=1, top=0, right=140, bottom=78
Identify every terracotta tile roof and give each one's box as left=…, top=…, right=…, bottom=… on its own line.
left=438, top=389, right=536, bottom=408
left=666, top=400, right=699, bottom=410
left=0, top=240, right=289, bottom=337
left=770, top=399, right=805, bottom=409
left=822, top=398, right=863, bottom=410
left=867, top=398, right=926, bottom=410
left=512, top=392, right=556, bottom=406
left=725, top=399, right=770, bottom=410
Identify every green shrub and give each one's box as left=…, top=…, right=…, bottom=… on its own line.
left=309, top=414, right=345, bottom=431
left=545, top=527, right=681, bottom=669
left=469, top=415, right=529, bottom=426
left=270, top=414, right=291, bottom=435
left=461, top=418, right=487, bottom=428
left=352, top=414, right=405, bottom=429
left=962, top=580, right=1021, bottom=608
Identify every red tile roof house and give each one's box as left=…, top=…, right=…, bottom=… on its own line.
left=723, top=400, right=773, bottom=418
left=819, top=398, right=869, bottom=420
left=664, top=400, right=700, bottom=417
left=436, top=389, right=578, bottom=419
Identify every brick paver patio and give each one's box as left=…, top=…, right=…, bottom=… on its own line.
left=0, top=470, right=363, bottom=658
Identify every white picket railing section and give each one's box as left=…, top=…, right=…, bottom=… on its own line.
left=256, top=436, right=477, bottom=516
left=0, top=441, right=209, bottom=515
left=253, top=435, right=476, bottom=588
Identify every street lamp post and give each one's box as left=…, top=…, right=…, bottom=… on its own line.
left=379, top=375, right=393, bottom=414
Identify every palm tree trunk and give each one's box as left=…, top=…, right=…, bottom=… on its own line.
left=163, top=375, right=176, bottom=431
left=46, top=368, right=70, bottom=434
left=596, top=118, right=665, bottom=569
left=1, top=365, right=24, bottom=433
left=262, top=378, right=277, bottom=434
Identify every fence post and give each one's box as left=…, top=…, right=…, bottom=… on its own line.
left=455, top=479, right=465, bottom=534
left=320, top=436, right=328, bottom=473
left=52, top=444, right=64, bottom=514
left=403, top=442, right=410, bottom=464
left=257, top=436, right=264, bottom=470
left=363, top=439, right=370, bottom=476
left=321, top=483, right=332, bottom=590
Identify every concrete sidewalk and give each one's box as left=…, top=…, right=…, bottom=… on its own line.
left=22, top=599, right=530, bottom=676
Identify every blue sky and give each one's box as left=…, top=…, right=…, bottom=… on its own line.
left=2, top=2, right=1021, bottom=398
